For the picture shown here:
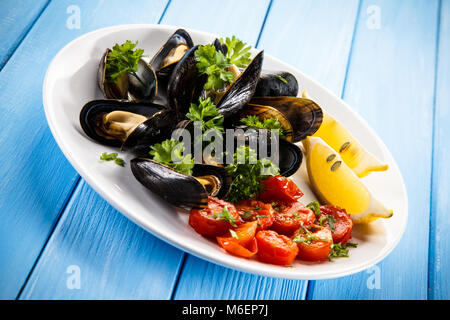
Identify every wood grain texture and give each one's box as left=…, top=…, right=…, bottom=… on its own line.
left=20, top=182, right=184, bottom=299
left=429, top=0, right=449, bottom=300
left=0, top=0, right=169, bottom=299
left=308, top=0, right=439, bottom=300
left=19, top=0, right=272, bottom=299
left=173, top=0, right=360, bottom=300
left=0, top=0, right=49, bottom=68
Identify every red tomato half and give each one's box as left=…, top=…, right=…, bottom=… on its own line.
left=271, top=202, right=315, bottom=236
left=318, top=205, right=353, bottom=244
left=258, top=176, right=304, bottom=203
left=189, top=197, right=242, bottom=237
left=217, top=221, right=258, bottom=258
left=235, top=200, right=275, bottom=231
left=256, top=230, right=299, bottom=266
left=293, top=224, right=333, bottom=261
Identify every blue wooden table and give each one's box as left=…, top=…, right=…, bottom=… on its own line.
left=0, top=0, right=448, bottom=300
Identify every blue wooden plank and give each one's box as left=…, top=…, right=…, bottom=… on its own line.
left=20, top=182, right=184, bottom=299
left=19, top=0, right=272, bottom=299
left=0, top=0, right=169, bottom=299
left=0, top=0, right=49, bottom=68
left=308, top=0, right=439, bottom=300
left=429, top=0, right=449, bottom=300
left=172, top=0, right=360, bottom=300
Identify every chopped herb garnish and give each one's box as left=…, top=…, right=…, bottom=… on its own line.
left=328, top=242, right=358, bottom=261
left=307, top=201, right=321, bottom=216
left=255, top=215, right=268, bottom=219
left=243, top=211, right=253, bottom=219
left=212, top=206, right=238, bottom=227
left=220, top=36, right=252, bottom=68
left=100, top=152, right=125, bottom=167
left=149, top=139, right=194, bottom=175
left=229, top=229, right=239, bottom=239
left=195, top=44, right=234, bottom=90
left=186, top=97, right=224, bottom=133
left=327, top=215, right=337, bottom=232
left=276, top=75, right=288, bottom=84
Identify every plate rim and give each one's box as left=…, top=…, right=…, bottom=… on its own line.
left=43, top=23, right=408, bottom=280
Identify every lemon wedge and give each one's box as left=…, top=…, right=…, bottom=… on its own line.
left=301, top=90, right=388, bottom=178
left=304, top=136, right=393, bottom=223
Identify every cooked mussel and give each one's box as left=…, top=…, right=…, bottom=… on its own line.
left=98, top=49, right=157, bottom=102
left=233, top=129, right=302, bottom=177
left=254, top=71, right=299, bottom=97
left=150, top=29, right=194, bottom=100
left=215, top=51, right=264, bottom=118
left=130, top=159, right=231, bottom=209
left=79, top=99, right=176, bottom=150
left=249, top=97, right=323, bottom=142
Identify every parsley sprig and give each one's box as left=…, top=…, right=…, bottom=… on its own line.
left=220, top=36, right=252, bottom=68
left=149, top=139, right=194, bottom=175
left=225, top=146, right=279, bottom=203
left=195, top=45, right=234, bottom=91
left=105, top=40, right=147, bottom=86
left=100, top=152, right=125, bottom=167
left=186, top=97, right=224, bottom=133
left=195, top=36, right=252, bottom=91
left=240, top=115, right=286, bottom=138
left=306, top=201, right=321, bottom=216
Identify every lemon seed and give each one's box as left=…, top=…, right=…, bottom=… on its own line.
left=340, top=142, right=351, bottom=153
left=326, top=154, right=336, bottom=162
left=331, top=161, right=342, bottom=172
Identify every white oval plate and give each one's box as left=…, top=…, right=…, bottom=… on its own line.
left=44, top=24, right=408, bottom=280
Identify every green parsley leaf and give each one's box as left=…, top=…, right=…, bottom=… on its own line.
left=149, top=139, right=194, bottom=175
left=211, top=206, right=238, bottom=227
left=195, top=45, right=234, bottom=90
left=186, top=97, right=224, bottom=133
left=225, top=146, right=280, bottom=203
left=229, top=229, right=239, bottom=239
left=327, top=215, right=337, bottom=232
left=306, top=201, right=321, bottom=216
left=328, top=242, right=358, bottom=261
left=243, top=211, right=253, bottom=219
left=220, top=36, right=252, bottom=68
left=240, top=115, right=286, bottom=138
left=100, top=152, right=125, bottom=167
left=105, top=40, right=147, bottom=84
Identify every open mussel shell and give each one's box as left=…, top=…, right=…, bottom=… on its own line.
left=150, top=29, right=194, bottom=100
left=249, top=97, right=323, bottom=142
left=79, top=99, right=176, bottom=150
left=234, top=129, right=302, bottom=177
left=216, top=51, right=264, bottom=118
left=254, top=71, right=299, bottom=97
left=98, top=49, right=157, bottom=102
left=230, top=104, right=294, bottom=142
left=130, top=159, right=231, bottom=209
left=167, top=45, right=206, bottom=119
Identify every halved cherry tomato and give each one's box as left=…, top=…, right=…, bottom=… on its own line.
left=217, top=221, right=258, bottom=258
left=318, top=205, right=353, bottom=244
left=256, top=230, right=299, bottom=266
left=234, top=200, right=275, bottom=231
left=189, top=197, right=242, bottom=237
left=271, top=202, right=315, bottom=236
left=258, top=176, right=304, bottom=203
left=293, top=224, right=333, bottom=261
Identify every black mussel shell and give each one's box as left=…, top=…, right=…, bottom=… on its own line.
left=167, top=45, right=206, bottom=119
left=130, top=159, right=231, bottom=209
left=98, top=49, right=157, bottom=102
left=250, top=97, right=323, bottom=142
left=232, top=129, right=302, bottom=177
left=151, top=29, right=194, bottom=101
left=213, top=38, right=227, bottom=54
left=254, top=71, right=299, bottom=97
left=216, top=51, right=264, bottom=118
left=150, top=29, right=194, bottom=71
left=79, top=99, right=174, bottom=149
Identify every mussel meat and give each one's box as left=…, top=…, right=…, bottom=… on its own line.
left=79, top=99, right=176, bottom=150
left=131, top=159, right=231, bottom=209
